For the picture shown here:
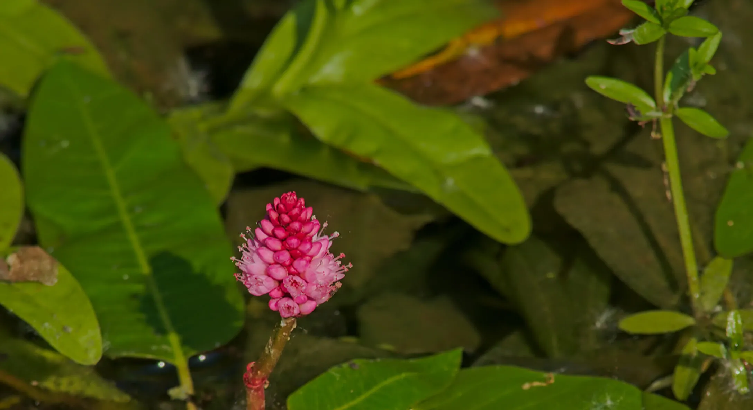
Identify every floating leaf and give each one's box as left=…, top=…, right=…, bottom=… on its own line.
left=715, top=138, right=753, bottom=257
left=22, top=61, right=243, bottom=362
left=633, top=21, right=667, bottom=45
left=619, top=311, right=696, bottom=334
left=229, top=0, right=496, bottom=109
left=668, top=16, right=719, bottom=38
left=672, top=337, right=703, bottom=401
left=699, top=256, right=733, bottom=312
left=675, top=107, right=729, bottom=139
left=0, top=330, right=129, bottom=402
left=0, top=153, right=22, bottom=250
left=622, top=0, right=661, bottom=24
left=0, top=0, right=109, bottom=98
left=283, top=83, right=530, bottom=244
left=0, top=260, right=100, bottom=365
left=696, top=342, right=726, bottom=359
left=586, top=76, right=656, bottom=115
left=287, top=349, right=461, bottom=410
left=415, top=366, right=690, bottom=410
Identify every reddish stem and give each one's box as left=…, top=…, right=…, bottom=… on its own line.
left=244, top=317, right=297, bottom=410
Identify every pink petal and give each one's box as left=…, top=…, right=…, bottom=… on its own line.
left=299, top=300, right=317, bottom=315
left=273, top=250, right=291, bottom=264
left=278, top=298, right=300, bottom=318
left=267, top=264, right=288, bottom=280
left=269, top=287, right=284, bottom=298
left=257, top=247, right=275, bottom=264
left=282, top=275, right=307, bottom=298
left=244, top=275, right=277, bottom=296
left=264, top=237, right=283, bottom=251
left=260, top=219, right=275, bottom=236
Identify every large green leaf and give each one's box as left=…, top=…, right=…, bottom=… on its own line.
left=0, top=257, right=101, bottom=365
left=287, top=349, right=461, bottom=410
left=415, top=366, right=690, bottom=410
left=22, top=61, right=243, bottom=362
left=0, top=330, right=129, bottom=402
left=0, top=153, right=22, bottom=250
left=283, top=83, right=531, bottom=244
left=715, top=137, right=753, bottom=257
left=0, top=0, right=109, bottom=98
left=229, top=0, right=496, bottom=109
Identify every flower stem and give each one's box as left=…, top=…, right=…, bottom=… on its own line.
left=654, top=36, right=700, bottom=316
left=245, top=318, right=297, bottom=410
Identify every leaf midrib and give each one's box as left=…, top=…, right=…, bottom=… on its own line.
left=64, top=73, right=187, bottom=365
left=331, top=371, right=414, bottom=410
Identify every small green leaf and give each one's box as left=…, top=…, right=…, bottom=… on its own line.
left=0, top=260, right=101, bottom=365
left=0, top=0, right=109, bottom=98
left=677, top=0, right=696, bottom=9
left=703, top=65, right=717, bottom=75
left=283, top=83, right=531, bottom=244
left=668, top=16, right=719, bottom=37
left=672, top=337, right=704, bottom=401
left=675, top=107, right=729, bottom=138
left=712, top=309, right=753, bottom=331
left=663, top=50, right=692, bottom=105
left=585, top=76, right=656, bottom=115
left=696, top=342, right=726, bottom=359
left=697, top=32, right=723, bottom=64
left=633, top=21, right=667, bottom=45
left=699, top=257, right=733, bottom=312
left=622, top=0, right=661, bottom=24
left=287, top=349, right=461, bottom=409
left=0, top=153, right=22, bottom=250
left=414, top=366, right=690, bottom=410
left=727, top=311, right=743, bottom=350
left=619, top=310, right=696, bottom=334
left=740, top=351, right=753, bottom=364
left=729, top=358, right=750, bottom=394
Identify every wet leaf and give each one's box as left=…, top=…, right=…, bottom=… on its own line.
left=586, top=76, right=656, bottom=115
left=287, top=349, right=461, bottom=410
left=622, top=0, right=661, bottom=24
left=668, top=16, right=719, bottom=38
left=229, top=0, right=496, bottom=109
left=634, top=21, right=667, bottom=44
left=211, top=109, right=412, bottom=192
left=555, top=177, right=683, bottom=308
left=498, top=236, right=577, bottom=357
left=712, top=309, right=753, bottom=331
left=715, top=137, right=753, bottom=257
left=1, top=246, right=58, bottom=285
left=726, top=310, right=743, bottom=350
left=415, top=366, right=690, bottom=410
left=740, top=351, right=753, bottom=365
left=168, top=103, right=234, bottom=204
left=22, top=61, right=243, bottom=362
left=0, top=153, right=22, bottom=250
left=729, top=358, right=750, bottom=394
left=284, top=83, right=530, bottom=244
left=357, top=293, right=481, bottom=354
left=672, top=337, right=703, bottom=401
left=675, top=107, right=728, bottom=139
left=618, top=311, right=696, bottom=334
left=699, top=368, right=753, bottom=410
left=0, top=0, right=109, bottom=98
left=696, top=342, right=726, bottom=359
left=0, top=330, right=129, bottom=402
left=699, top=256, right=733, bottom=312
left=0, top=261, right=100, bottom=365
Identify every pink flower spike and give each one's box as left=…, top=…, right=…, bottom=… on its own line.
left=299, top=300, right=317, bottom=315
left=269, top=298, right=280, bottom=311
left=282, top=275, right=306, bottom=298
left=269, top=287, right=284, bottom=299
left=264, top=237, right=283, bottom=251
left=294, top=295, right=308, bottom=304
left=267, top=264, right=287, bottom=281
left=273, top=250, right=291, bottom=264
left=244, top=275, right=278, bottom=296
left=278, top=298, right=300, bottom=318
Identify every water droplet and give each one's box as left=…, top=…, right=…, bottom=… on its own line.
left=157, top=361, right=166, bottom=368
left=198, top=354, right=206, bottom=361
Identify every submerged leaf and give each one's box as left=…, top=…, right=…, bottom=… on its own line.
left=699, top=256, right=733, bottom=312
left=619, top=310, right=696, bottom=334
left=672, top=337, right=704, bottom=401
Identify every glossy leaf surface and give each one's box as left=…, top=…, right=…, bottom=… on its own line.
left=667, top=16, right=719, bottom=37
left=633, top=21, right=667, bottom=44
left=586, top=76, right=656, bottom=115
left=622, top=0, right=661, bottom=24
left=284, top=84, right=530, bottom=244
left=0, top=0, right=108, bottom=97
left=22, top=61, right=243, bottom=362
left=675, top=107, right=728, bottom=139
left=287, top=349, right=461, bottom=410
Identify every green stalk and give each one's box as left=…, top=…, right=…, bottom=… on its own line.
left=654, top=36, right=700, bottom=315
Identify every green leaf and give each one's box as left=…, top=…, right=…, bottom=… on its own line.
left=168, top=103, right=234, bottom=205
left=0, top=0, right=109, bottom=98
left=699, top=257, right=733, bottom=312
left=663, top=50, right=692, bottom=106
left=712, top=309, right=753, bottom=331
left=730, top=358, right=750, bottom=394
left=415, top=366, right=690, bottom=410
left=287, top=349, right=461, bottom=410
left=210, top=109, right=413, bottom=192
left=283, top=83, right=531, bottom=244
left=726, top=310, right=743, bottom=350
left=715, top=138, right=753, bottom=257
left=675, top=107, right=729, bottom=139
left=672, top=337, right=704, bottom=401
left=585, top=76, right=656, bottom=115
left=696, top=342, right=726, bottom=359
left=0, top=258, right=101, bottom=365
left=22, top=61, right=244, bottom=362
left=619, top=310, right=696, bottom=334
left=0, top=330, right=130, bottom=402
left=230, top=0, right=497, bottom=109
left=740, top=351, right=753, bottom=364
left=633, top=21, right=667, bottom=45
left=622, top=0, right=661, bottom=24
left=697, top=32, right=722, bottom=64
left=668, top=16, right=719, bottom=38
left=0, top=153, right=22, bottom=250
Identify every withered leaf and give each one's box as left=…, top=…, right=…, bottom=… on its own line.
left=0, top=246, right=58, bottom=286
